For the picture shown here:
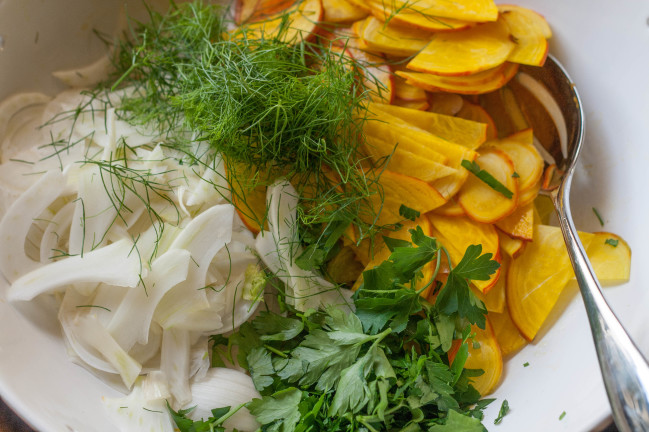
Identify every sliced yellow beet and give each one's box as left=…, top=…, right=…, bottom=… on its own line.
left=364, top=117, right=448, bottom=164
left=499, top=4, right=552, bottom=38
left=490, top=308, right=528, bottom=357
left=398, top=62, right=519, bottom=95
left=428, top=214, right=501, bottom=293
left=235, top=0, right=260, bottom=24
left=455, top=100, right=498, bottom=140
left=507, top=224, right=595, bottom=341
left=407, top=20, right=514, bottom=76
left=497, top=229, right=526, bottom=258
left=459, top=321, right=503, bottom=395
left=474, top=255, right=508, bottom=313
left=344, top=0, right=371, bottom=12
left=326, top=246, right=365, bottom=285
left=366, top=110, right=479, bottom=166
left=499, top=4, right=551, bottom=66
left=393, top=76, right=427, bottom=101
left=518, top=179, right=541, bottom=207
left=360, top=16, right=432, bottom=57
left=582, top=232, right=631, bottom=284
left=367, top=170, right=447, bottom=226
left=367, top=1, right=472, bottom=32
left=429, top=93, right=464, bottom=116
left=488, top=129, right=544, bottom=191
left=371, top=102, right=488, bottom=150
left=386, top=0, right=498, bottom=22
left=458, top=148, right=519, bottom=224
left=495, top=202, right=534, bottom=241
left=392, top=99, right=430, bottom=111
left=437, top=63, right=509, bottom=87
left=363, top=134, right=457, bottom=182
left=243, top=0, right=323, bottom=43
left=322, top=0, right=369, bottom=23
left=433, top=198, right=465, bottom=217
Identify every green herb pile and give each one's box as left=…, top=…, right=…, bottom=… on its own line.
left=168, top=227, right=500, bottom=431
left=106, top=1, right=383, bottom=239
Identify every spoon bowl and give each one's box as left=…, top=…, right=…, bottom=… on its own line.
left=512, top=54, right=649, bottom=432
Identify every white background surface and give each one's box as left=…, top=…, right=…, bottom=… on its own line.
left=1, top=0, right=649, bottom=431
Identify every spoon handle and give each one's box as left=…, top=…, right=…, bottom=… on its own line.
left=554, top=173, right=649, bottom=432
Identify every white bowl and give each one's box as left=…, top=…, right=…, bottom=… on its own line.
left=1, top=1, right=648, bottom=431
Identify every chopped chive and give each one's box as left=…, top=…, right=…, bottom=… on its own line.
left=592, top=207, right=605, bottom=226
left=461, top=159, right=513, bottom=199
left=559, top=411, right=566, bottom=420
left=512, top=171, right=520, bottom=178
left=523, top=362, right=529, bottom=367
left=494, top=400, right=510, bottom=424
left=605, top=238, right=619, bottom=247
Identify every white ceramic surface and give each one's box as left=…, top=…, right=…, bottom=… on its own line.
left=1, top=1, right=648, bottom=431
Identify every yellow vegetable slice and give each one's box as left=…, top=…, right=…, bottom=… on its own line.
left=450, top=321, right=503, bottom=395
left=432, top=199, right=465, bottom=217
left=407, top=20, right=514, bottom=76
left=495, top=202, right=534, bottom=241
left=428, top=214, right=501, bottom=293
left=392, top=99, right=430, bottom=111
left=367, top=1, right=472, bottom=32
left=363, top=117, right=448, bottom=164
left=497, top=230, right=526, bottom=258
left=499, top=4, right=552, bottom=66
left=385, top=0, right=499, bottom=22
left=363, top=134, right=457, bottom=182
left=322, top=0, right=369, bottom=23
left=370, top=103, right=488, bottom=150
left=507, top=224, right=595, bottom=341
left=488, top=129, right=544, bottom=192
left=518, top=179, right=541, bottom=207
left=582, top=232, right=631, bottom=284
left=474, top=255, right=508, bottom=313
left=499, top=4, right=552, bottom=38
left=227, top=162, right=268, bottom=234
left=326, top=246, right=365, bottom=285
left=455, top=100, right=498, bottom=140
left=398, top=62, right=519, bottom=95
left=242, top=0, right=323, bottom=43
left=366, top=170, right=447, bottom=226
left=360, top=17, right=432, bottom=57
left=366, top=110, right=479, bottom=170
left=490, top=307, right=528, bottom=357
left=458, top=148, right=519, bottom=223
left=428, top=93, right=464, bottom=116
left=393, top=76, right=427, bottom=101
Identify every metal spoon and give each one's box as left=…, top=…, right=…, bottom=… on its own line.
left=512, top=54, right=649, bottom=432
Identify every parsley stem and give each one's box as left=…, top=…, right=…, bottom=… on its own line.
left=264, top=344, right=288, bottom=358
left=211, top=402, right=247, bottom=428
left=417, top=249, right=443, bottom=295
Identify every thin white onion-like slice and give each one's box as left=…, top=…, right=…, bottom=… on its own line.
left=0, top=92, right=51, bottom=141
left=256, top=180, right=352, bottom=311
left=74, top=314, right=142, bottom=388
left=52, top=54, right=115, bottom=89
left=108, top=248, right=192, bottom=351
left=8, top=238, right=142, bottom=301
left=39, top=200, right=75, bottom=263
left=103, top=372, right=176, bottom=432
left=155, top=204, right=234, bottom=329
left=533, top=135, right=556, bottom=165
left=0, top=169, right=67, bottom=283
left=517, top=72, right=568, bottom=159
left=188, top=367, right=260, bottom=431
left=161, top=327, right=192, bottom=407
